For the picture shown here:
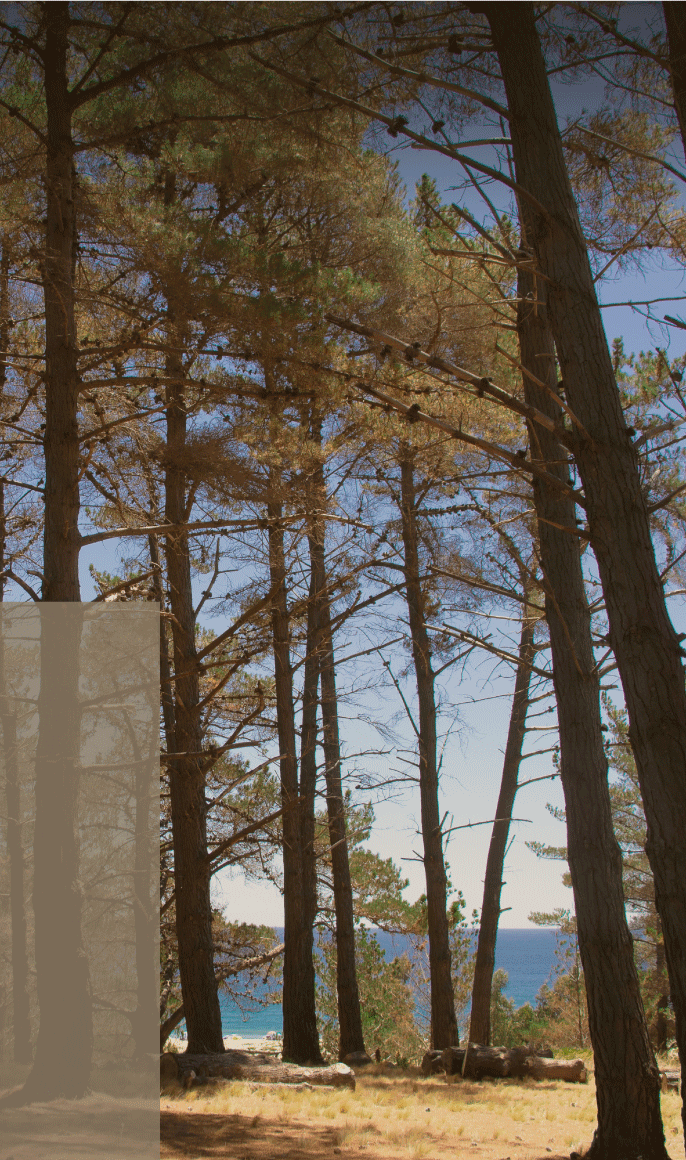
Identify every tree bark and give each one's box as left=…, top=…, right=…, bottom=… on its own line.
left=320, top=576, right=366, bottom=1059
left=149, top=534, right=177, bottom=760
left=0, top=235, right=6, bottom=587
left=398, top=446, right=457, bottom=1051
left=655, top=930, right=670, bottom=1054
left=469, top=612, right=535, bottom=1047
left=486, top=4, right=686, bottom=1144
left=514, top=259, right=666, bottom=1159
left=9, top=10, right=91, bottom=1092
left=0, top=634, right=32, bottom=1065
left=42, top=1, right=80, bottom=602
left=151, top=534, right=183, bottom=1055
left=300, top=559, right=321, bottom=1007
left=0, top=238, right=32, bottom=1065
left=663, top=3, right=686, bottom=157
left=130, top=691, right=158, bottom=1061
left=5, top=608, right=93, bottom=1105
left=267, top=482, right=322, bottom=1065
left=305, top=446, right=365, bottom=1060
left=164, top=311, right=223, bottom=1054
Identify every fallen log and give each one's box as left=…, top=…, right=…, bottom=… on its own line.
left=160, top=1051, right=355, bottom=1091
left=421, top=1050, right=445, bottom=1076
left=198, top=1078, right=322, bottom=1093
left=161, top=1052, right=182, bottom=1086
left=440, top=1044, right=587, bottom=1083
left=659, top=1070, right=681, bottom=1094
left=516, top=1056, right=587, bottom=1083
left=343, top=1051, right=373, bottom=1067
left=441, top=1044, right=510, bottom=1078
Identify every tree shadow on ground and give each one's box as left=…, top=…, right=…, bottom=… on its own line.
left=161, top=1107, right=576, bottom=1160
left=161, top=1109, right=344, bottom=1159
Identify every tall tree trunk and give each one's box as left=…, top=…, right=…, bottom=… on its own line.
left=486, top=5, right=686, bottom=1140
left=320, top=570, right=366, bottom=1059
left=0, top=237, right=32, bottom=1065
left=42, top=1, right=80, bottom=602
left=164, top=398, right=224, bottom=1056
left=163, top=301, right=223, bottom=1054
left=149, top=534, right=177, bottom=759
left=8, top=608, right=93, bottom=1104
left=4, top=8, right=91, bottom=1100
left=131, top=749, right=158, bottom=1061
left=151, top=533, right=182, bottom=1054
left=398, top=447, right=457, bottom=1051
left=469, top=612, right=535, bottom=1047
left=0, top=634, right=32, bottom=1065
left=515, top=261, right=666, bottom=1160
left=267, top=482, right=322, bottom=1065
left=655, top=937, right=670, bottom=1054
left=128, top=645, right=159, bottom=1062
left=306, top=444, right=365, bottom=1060
left=663, top=3, right=686, bottom=156
left=0, top=235, right=6, bottom=594
left=300, top=565, right=320, bottom=1017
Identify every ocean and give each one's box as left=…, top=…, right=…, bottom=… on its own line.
left=216, top=926, right=561, bottom=1039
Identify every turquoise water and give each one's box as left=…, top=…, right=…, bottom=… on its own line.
left=215, top=927, right=561, bottom=1038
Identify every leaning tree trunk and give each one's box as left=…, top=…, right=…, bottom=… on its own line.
left=398, top=446, right=457, bottom=1051
left=267, top=481, right=322, bottom=1065
left=515, top=262, right=666, bottom=1160
left=163, top=310, right=224, bottom=1055
left=469, top=611, right=535, bottom=1047
left=306, top=448, right=365, bottom=1060
left=486, top=4, right=686, bottom=1140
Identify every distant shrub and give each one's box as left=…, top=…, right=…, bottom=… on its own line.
left=316, top=925, right=425, bottom=1062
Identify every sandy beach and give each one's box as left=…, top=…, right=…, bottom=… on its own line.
left=166, top=1034, right=283, bottom=1054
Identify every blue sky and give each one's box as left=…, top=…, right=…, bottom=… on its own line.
left=217, top=53, right=686, bottom=931
left=77, top=41, right=686, bottom=931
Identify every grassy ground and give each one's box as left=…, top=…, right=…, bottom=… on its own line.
left=160, top=1057, right=685, bottom=1160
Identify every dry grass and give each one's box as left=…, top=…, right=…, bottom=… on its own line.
left=160, top=1059, right=686, bottom=1160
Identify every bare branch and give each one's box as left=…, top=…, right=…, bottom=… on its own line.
left=0, top=570, right=40, bottom=601
left=250, top=54, right=554, bottom=220
left=326, top=30, right=511, bottom=120
left=443, top=816, right=532, bottom=837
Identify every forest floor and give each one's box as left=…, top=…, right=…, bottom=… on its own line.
left=160, top=1056, right=685, bottom=1160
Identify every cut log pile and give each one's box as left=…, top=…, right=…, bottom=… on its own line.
left=160, top=1050, right=356, bottom=1092
left=421, top=1044, right=587, bottom=1083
